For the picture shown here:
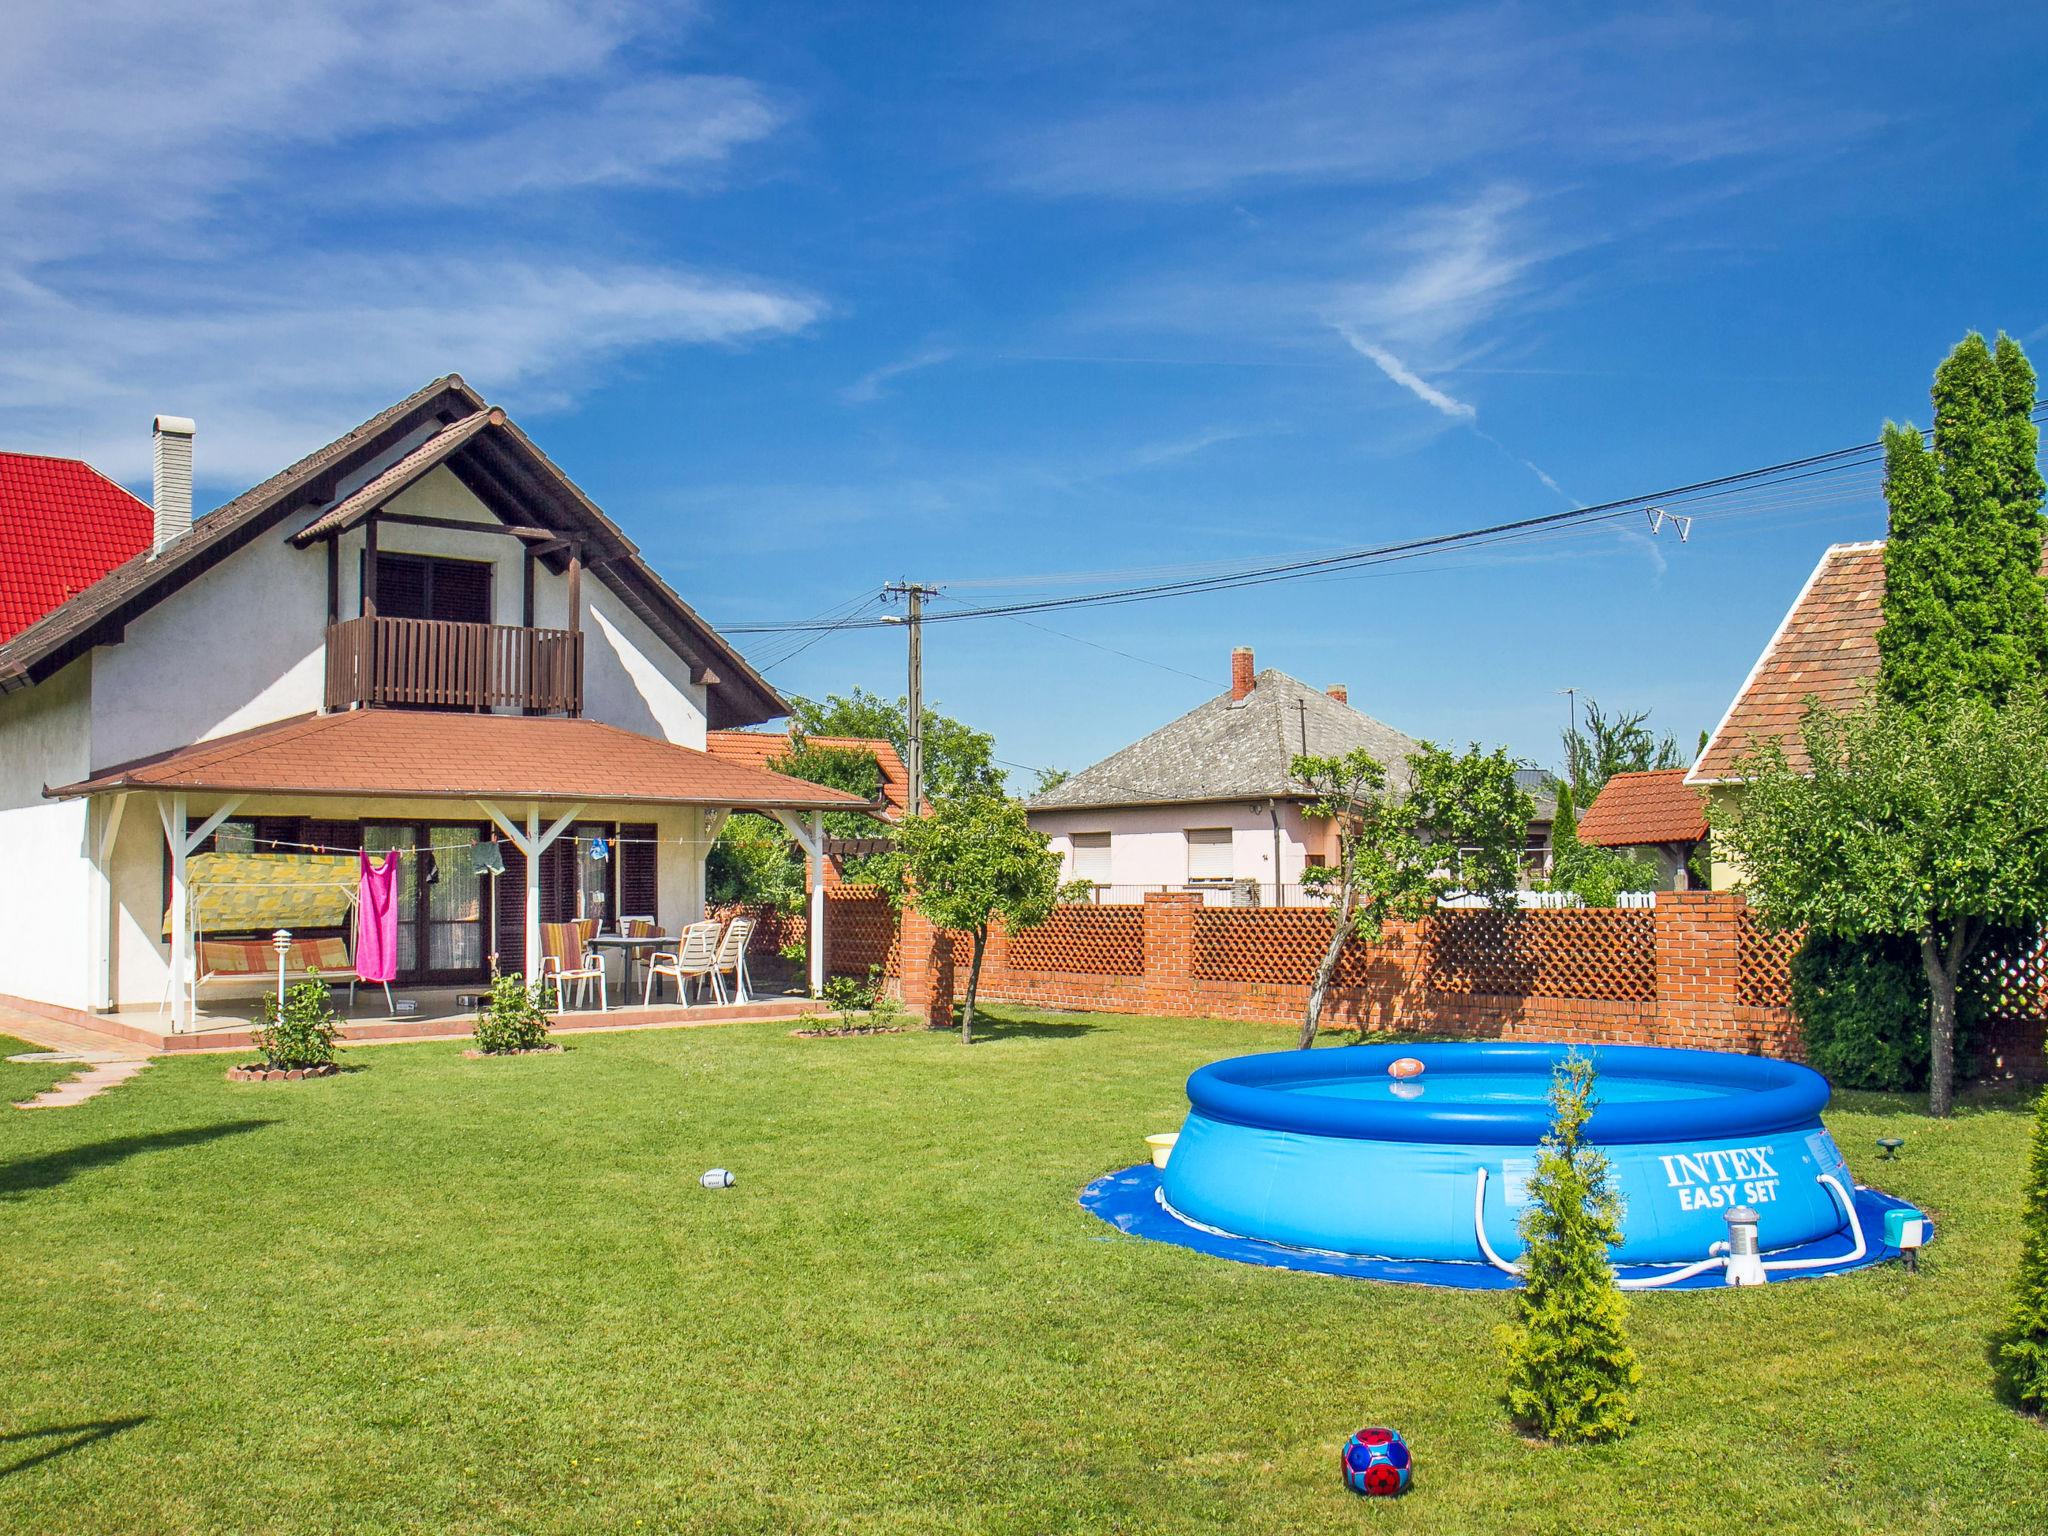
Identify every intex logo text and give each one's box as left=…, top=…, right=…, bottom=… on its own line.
left=1657, top=1147, right=1781, bottom=1211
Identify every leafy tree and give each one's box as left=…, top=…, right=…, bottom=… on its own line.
left=1031, top=765, right=1072, bottom=794
left=788, top=688, right=1005, bottom=803
left=706, top=814, right=806, bottom=911
left=1498, top=1052, right=1641, bottom=1444
left=1995, top=1084, right=2048, bottom=1413
left=1294, top=742, right=1534, bottom=1048
left=770, top=742, right=886, bottom=841
left=889, top=797, right=1061, bottom=1044
left=1710, top=690, right=2048, bottom=1115
left=1548, top=840, right=1659, bottom=908
left=1879, top=332, right=2048, bottom=710
left=1788, top=933, right=1950, bottom=1093
left=1561, top=700, right=1684, bottom=806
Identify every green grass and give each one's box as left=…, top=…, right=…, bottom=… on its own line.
left=0, top=1033, right=75, bottom=1107
left=1, top=1009, right=2044, bottom=1534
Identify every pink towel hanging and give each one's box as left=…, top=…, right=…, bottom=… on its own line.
left=356, top=849, right=403, bottom=984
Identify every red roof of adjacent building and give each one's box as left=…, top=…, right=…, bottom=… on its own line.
left=1575, top=769, right=1708, bottom=847
left=48, top=711, right=877, bottom=812
left=704, top=729, right=912, bottom=818
left=0, top=452, right=153, bottom=643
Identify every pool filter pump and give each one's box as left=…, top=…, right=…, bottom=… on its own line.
left=1723, top=1206, right=1766, bottom=1286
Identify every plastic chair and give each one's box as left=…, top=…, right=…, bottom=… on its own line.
left=645, top=920, right=721, bottom=1007
left=540, top=920, right=607, bottom=1011
left=710, top=917, right=755, bottom=1004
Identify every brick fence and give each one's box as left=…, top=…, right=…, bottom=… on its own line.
left=833, top=888, right=2045, bottom=1080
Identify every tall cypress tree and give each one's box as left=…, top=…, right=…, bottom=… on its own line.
left=1878, top=332, right=2048, bottom=707
left=1997, top=1085, right=2048, bottom=1412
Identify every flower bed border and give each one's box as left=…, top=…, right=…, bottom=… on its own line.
left=227, top=1063, right=341, bottom=1082
left=462, top=1043, right=565, bottom=1058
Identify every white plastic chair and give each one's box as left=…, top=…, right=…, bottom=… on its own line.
left=644, top=920, right=721, bottom=1007
left=710, top=917, right=755, bottom=1004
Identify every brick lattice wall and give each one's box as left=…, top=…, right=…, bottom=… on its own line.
left=1736, top=911, right=1801, bottom=1010
left=1428, top=908, right=1657, bottom=1002
left=1006, top=904, right=1145, bottom=975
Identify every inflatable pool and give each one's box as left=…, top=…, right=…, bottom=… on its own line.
left=1082, top=1042, right=1925, bottom=1289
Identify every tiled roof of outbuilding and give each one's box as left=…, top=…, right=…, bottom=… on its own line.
left=1576, top=769, right=1708, bottom=847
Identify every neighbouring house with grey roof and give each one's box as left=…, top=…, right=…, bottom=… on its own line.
left=1026, top=646, right=1557, bottom=904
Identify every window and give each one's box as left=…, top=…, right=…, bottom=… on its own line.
left=1185, top=827, right=1233, bottom=884
left=368, top=553, right=492, bottom=624
left=1070, top=832, right=1112, bottom=885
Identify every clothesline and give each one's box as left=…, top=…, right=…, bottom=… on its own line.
left=189, top=825, right=870, bottom=859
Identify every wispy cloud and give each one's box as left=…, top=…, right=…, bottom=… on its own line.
left=1338, top=333, right=1475, bottom=421
left=0, top=258, right=823, bottom=482
left=841, top=346, right=956, bottom=404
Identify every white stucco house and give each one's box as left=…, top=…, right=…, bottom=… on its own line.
left=1027, top=647, right=1557, bottom=904
left=0, top=376, right=866, bottom=1036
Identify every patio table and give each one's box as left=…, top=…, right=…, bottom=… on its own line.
left=588, top=933, right=666, bottom=999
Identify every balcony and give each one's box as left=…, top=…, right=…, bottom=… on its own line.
left=323, top=615, right=583, bottom=715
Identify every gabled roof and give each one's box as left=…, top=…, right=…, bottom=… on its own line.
left=47, top=710, right=873, bottom=812
left=705, top=730, right=912, bottom=819
left=0, top=378, right=786, bottom=728
left=0, top=451, right=153, bottom=643
left=1689, top=541, right=1887, bottom=783
left=1026, top=669, right=1422, bottom=812
left=1576, top=769, right=1708, bottom=847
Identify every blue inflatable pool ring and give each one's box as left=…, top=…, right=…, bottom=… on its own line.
left=1081, top=1042, right=1928, bottom=1288
left=1342, top=1427, right=1411, bottom=1496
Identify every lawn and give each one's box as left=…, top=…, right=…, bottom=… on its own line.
left=2, top=1009, right=2044, bottom=1534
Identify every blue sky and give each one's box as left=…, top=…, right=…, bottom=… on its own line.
left=5, top=2, right=2046, bottom=784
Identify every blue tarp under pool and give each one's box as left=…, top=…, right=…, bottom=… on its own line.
left=1080, top=1163, right=1925, bottom=1291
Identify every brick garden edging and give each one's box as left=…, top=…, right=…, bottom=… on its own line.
left=461, top=1044, right=564, bottom=1058
left=227, top=1063, right=340, bottom=1082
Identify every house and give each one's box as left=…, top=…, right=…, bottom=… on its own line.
left=1026, top=646, right=1555, bottom=903
left=1, top=449, right=154, bottom=643
left=1574, top=768, right=1709, bottom=889
left=1686, top=540, right=1887, bottom=889
left=0, top=378, right=869, bottom=1034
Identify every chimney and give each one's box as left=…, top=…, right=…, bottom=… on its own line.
left=152, top=415, right=195, bottom=550
left=1230, top=646, right=1255, bottom=702
left=1326, top=684, right=1349, bottom=706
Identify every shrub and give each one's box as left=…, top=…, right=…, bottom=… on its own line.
left=252, top=975, right=343, bottom=1070
left=1789, top=933, right=1935, bottom=1090
left=821, top=972, right=877, bottom=1013
left=1995, top=1085, right=2048, bottom=1413
left=1547, top=839, right=1659, bottom=908
left=1498, top=1052, right=1641, bottom=1443
left=473, top=971, right=554, bottom=1054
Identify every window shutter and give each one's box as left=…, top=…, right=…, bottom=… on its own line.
left=493, top=839, right=527, bottom=976
left=1185, top=828, right=1234, bottom=883
left=541, top=837, right=578, bottom=923
left=619, top=823, right=659, bottom=927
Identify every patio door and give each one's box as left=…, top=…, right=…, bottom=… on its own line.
left=361, top=822, right=488, bottom=985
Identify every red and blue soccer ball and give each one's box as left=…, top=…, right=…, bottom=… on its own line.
left=1341, top=1427, right=1412, bottom=1497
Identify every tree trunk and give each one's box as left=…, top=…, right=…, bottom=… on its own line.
left=1299, top=886, right=1358, bottom=1049
left=1919, top=928, right=1969, bottom=1118
left=961, top=926, right=987, bottom=1045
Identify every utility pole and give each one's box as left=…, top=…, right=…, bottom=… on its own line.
left=883, top=582, right=939, bottom=813
left=1558, top=686, right=1581, bottom=804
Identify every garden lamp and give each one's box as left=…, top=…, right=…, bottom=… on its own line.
left=1877, top=1137, right=1904, bottom=1161
left=271, top=928, right=292, bottom=1011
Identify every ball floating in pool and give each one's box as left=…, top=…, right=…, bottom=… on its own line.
left=1341, top=1426, right=1411, bottom=1497
left=1388, top=1057, right=1425, bottom=1080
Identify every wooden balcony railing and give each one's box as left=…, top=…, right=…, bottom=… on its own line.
left=323, top=616, right=583, bottom=714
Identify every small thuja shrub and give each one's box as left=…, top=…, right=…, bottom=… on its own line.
left=1995, top=1085, right=2048, bottom=1413
left=1497, top=1051, right=1641, bottom=1443
left=252, top=975, right=343, bottom=1070
left=473, top=970, right=555, bottom=1054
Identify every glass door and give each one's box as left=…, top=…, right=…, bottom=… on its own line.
left=424, top=824, right=486, bottom=977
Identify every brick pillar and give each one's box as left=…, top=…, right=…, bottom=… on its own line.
left=1654, top=890, right=1743, bottom=1051
left=896, top=903, right=954, bottom=1029
left=1141, top=891, right=1200, bottom=1017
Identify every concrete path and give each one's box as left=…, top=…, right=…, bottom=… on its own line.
left=13, top=1058, right=153, bottom=1110
left=3, top=1003, right=155, bottom=1110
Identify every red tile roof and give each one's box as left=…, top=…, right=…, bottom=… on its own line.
left=0, top=452, right=153, bottom=643
left=48, top=710, right=877, bottom=812
left=705, top=730, right=912, bottom=818
left=1575, top=769, right=1708, bottom=847
left=1689, top=542, right=1889, bottom=782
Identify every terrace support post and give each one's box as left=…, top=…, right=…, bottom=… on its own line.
left=1139, top=890, right=1201, bottom=1018
left=86, top=792, right=128, bottom=1012
left=1653, top=890, right=1743, bottom=1052
left=155, top=792, right=245, bottom=1032
left=770, top=810, right=828, bottom=997
left=477, top=800, right=585, bottom=986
